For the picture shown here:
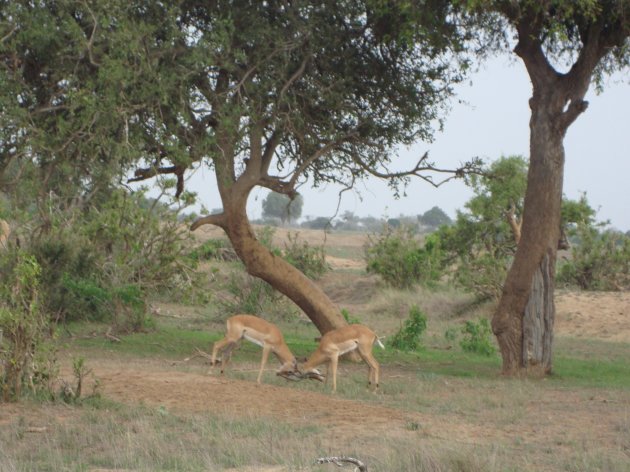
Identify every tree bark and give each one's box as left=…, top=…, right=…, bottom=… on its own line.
left=492, top=88, right=565, bottom=375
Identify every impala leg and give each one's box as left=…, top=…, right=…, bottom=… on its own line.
left=358, top=346, right=380, bottom=390
left=257, top=345, right=272, bottom=384
left=211, top=337, right=233, bottom=368
left=329, top=353, right=339, bottom=393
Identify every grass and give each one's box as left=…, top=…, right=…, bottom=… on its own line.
left=4, top=319, right=630, bottom=471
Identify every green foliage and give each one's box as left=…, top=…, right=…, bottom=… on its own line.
left=460, top=318, right=496, bottom=357
left=282, top=232, right=329, bottom=280
left=557, top=224, right=630, bottom=291
left=0, top=252, right=57, bottom=401
left=389, top=305, right=427, bottom=352
left=418, top=206, right=452, bottom=229
left=365, top=226, right=445, bottom=289
left=434, top=156, right=606, bottom=300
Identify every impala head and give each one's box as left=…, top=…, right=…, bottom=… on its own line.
left=276, top=357, right=302, bottom=381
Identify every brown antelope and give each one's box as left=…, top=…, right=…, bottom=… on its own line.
left=297, top=324, right=384, bottom=392
left=211, top=314, right=298, bottom=384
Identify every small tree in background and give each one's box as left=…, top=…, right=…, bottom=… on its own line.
left=262, top=192, right=304, bottom=224
left=418, top=206, right=452, bottom=230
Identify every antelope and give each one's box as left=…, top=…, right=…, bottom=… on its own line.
left=297, top=324, right=384, bottom=392
left=211, top=314, right=299, bottom=384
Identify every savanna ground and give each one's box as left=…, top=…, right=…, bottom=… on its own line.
left=1, top=226, right=629, bottom=471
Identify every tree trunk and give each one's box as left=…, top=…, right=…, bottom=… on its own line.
left=492, top=93, right=565, bottom=375
left=192, top=180, right=347, bottom=335
left=224, top=209, right=348, bottom=334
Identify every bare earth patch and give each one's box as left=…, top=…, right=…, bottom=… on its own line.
left=555, top=290, right=630, bottom=342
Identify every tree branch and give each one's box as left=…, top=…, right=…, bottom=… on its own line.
left=190, top=212, right=227, bottom=231
left=128, top=164, right=187, bottom=197
left=348, top=151, right=484, bottom=188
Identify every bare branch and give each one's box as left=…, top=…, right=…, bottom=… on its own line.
left=348, top=151, right=484, bottom=188
left=279, top=55, right=310, bottom=99
left=128, top=165, right=187, bottom=197
left=82, top=0, right=100, bottom=67
left=190, top=212, right=227, bottom=231
left=288, top=131, right=360, bottom=188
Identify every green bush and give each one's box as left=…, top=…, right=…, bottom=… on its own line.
left=459, top=318, right=496, bottom=356
left=557, top=224, right=630, bottom=290
left=390, top=305, right=427, bottom=351
left=365, top=226, right=444, bottom=289
left=0, top=253, right=57, bottom=401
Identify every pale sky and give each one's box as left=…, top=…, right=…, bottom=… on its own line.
left=184, top=56, right=630, bottom=231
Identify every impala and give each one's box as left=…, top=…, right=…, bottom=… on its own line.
left=211, top=314, right=299, bottom=384
left=298, top=324, right=384, bottom=392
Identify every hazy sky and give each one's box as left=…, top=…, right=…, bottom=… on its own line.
left=184, top=56, right=629, bottom=231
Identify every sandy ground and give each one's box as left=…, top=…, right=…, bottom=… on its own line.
left=555, top=289, right=630, bottom=342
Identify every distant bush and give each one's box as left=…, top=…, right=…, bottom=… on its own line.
left=301, top=216, right=333, bottom=231
left=460, top=318, right=496, bottom=356
left=557, top=224, right=630, bottom=290
left=365, top=226, right=444, bottom=289
left=389, top=305, right=427, bottom=351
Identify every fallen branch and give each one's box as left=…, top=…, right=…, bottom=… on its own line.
left=316, top=456, right=368, bottom=472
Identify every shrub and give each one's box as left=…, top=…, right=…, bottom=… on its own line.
left=557, top=224, right=630, bottom=290
left=0, top=253, right=57, bottom=401
left=389, top=305, right=427, bottom=351
left=365, top=226, right=444, bottom=289
left=459, top=318, right=496, bottom=356
left=283, top=232, right=329, bottom=280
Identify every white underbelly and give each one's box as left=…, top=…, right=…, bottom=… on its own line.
left=244, top=333, right=265, bottom=348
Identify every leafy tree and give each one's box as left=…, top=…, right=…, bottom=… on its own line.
left=436, top=156, right=605, bottom=300
left=458, top=1, right=630, bottom=374
left=2, top=1, right=478, bottom=334
left=262, top=192, right=303, bottom=224
left=418, top=206, right=452, bottom=229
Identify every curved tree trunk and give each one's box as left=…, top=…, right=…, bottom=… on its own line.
left=224, top=209, right=348, bottom=334
left=191, top=165, right=347, bottom=335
